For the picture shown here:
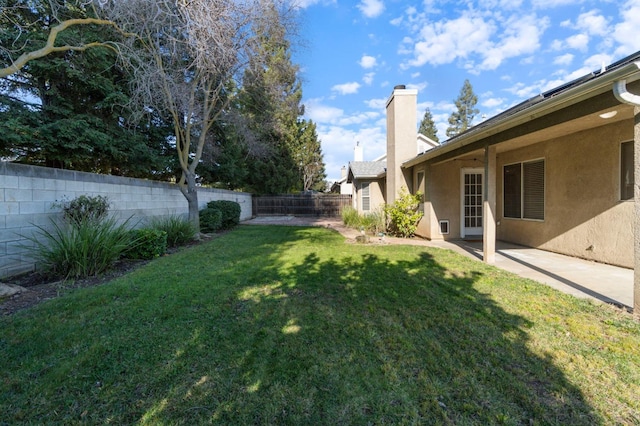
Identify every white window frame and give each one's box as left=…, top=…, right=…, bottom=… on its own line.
left=361, top=182, right=370, bottom=211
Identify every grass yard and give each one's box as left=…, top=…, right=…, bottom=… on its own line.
left=1, top=225, right=639, bottom=425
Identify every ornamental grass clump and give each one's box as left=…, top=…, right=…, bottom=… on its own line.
left=25, top=216, right=132, bottom=279
left=23, top=195, right=133, bottom=279
left=148, top=215, right=196, bottom=247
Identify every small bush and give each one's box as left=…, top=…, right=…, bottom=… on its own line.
left=148, top=215, right=196, bottom=247
left=384, top=187, right=423, bottom=238
left=200, top=208, right=223, bottom=233
left=56, top=195, right=110, bottom=226
left=23, top=216, right=132, bottom=279
left=205, top=200, right=241, bottom=230
left=124, top=228, right=168, bottom=260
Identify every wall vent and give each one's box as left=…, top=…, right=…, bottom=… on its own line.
left=439, top=220, right=450, bottom=235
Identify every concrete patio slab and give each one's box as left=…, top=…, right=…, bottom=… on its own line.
left=431, top=240, right=633, bottom=310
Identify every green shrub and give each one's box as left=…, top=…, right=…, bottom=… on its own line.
left=200, top=208, right=223, bottom=233
left=55, top=195, right=110, bottom=227
left=148, top=215, right=196, bottom=247
left=341, top=205, right=361, bottom=228
left=205, top=200, right=241, bottom=230
left=23, top=216, right=132, bottom=279
left=124, top=228, right=168, bottom=260
left=384, top=187, right=424, bottom=238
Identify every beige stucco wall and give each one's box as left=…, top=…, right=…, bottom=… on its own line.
left=411, top=119, right=633, bottom=268
left=496, top=121, right=634, bottom=268
left=352, top=178, right=385, bottom=214
left=415, top=159, right=481, bottom=240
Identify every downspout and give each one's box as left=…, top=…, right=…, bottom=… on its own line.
left=613, top=77, right=640, bottom=317
left=613, top=79, right=640, bottom=106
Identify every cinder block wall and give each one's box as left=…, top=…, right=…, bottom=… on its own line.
left=0, top=162, right=253, bottom=279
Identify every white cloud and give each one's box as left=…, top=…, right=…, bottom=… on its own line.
left=478, top=15, right=549, bottom=70
left=294, top=0, right=336, bottom=8
left=613, top=0, right=640, bottom=56
left=554, top=53, right=574, bottom=66
left=357, top=0, right=385, bottom=18
left=318, top=123, right=386, bottom=179
left=359, top=55, right=377, bottom=69
left=575, top=10, right=609, bottom=36
left=400, top=11, right=547, bottom=71
left=566, top=33, right=590, bottom=51
left=304, top=99, right=344, bottom=124
left=332, top=82, right=362, bottom=95
left=365, top=97, right=387, bottom=109
left=363, top=72, right=375, bottom=85
left=338, top=111, right=381, bottom=126
left=482, top=97, right=504, bottom=108
left=401, top=11, right=495, bottom=68
left=531, top=0, right=579, bottom=8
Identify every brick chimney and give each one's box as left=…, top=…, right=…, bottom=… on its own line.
left=386, top=85, right=417, bottom=205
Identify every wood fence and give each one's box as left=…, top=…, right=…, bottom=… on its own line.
left=253, top=194, right=352, bottom=217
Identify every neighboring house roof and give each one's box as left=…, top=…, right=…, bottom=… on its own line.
left=347, top=161, right=387, bottom=182
left=403, top=50, right=640, bottom=168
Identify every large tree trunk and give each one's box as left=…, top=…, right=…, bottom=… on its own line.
left=180, top=171, right=200, bottom=233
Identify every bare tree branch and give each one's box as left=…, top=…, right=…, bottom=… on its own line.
left=0, top=17, right=122, bottom=78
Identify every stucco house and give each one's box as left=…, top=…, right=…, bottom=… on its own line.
left=345, top=130, right=438, bottom=213
left=356, top=51, right=640, bottom=309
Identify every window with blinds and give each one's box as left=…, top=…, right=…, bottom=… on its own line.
left=621, top=141, right=634, bottom=201
left=361, top=182, right=370, bottom=211
left=503, top=159, right=545, bottom=220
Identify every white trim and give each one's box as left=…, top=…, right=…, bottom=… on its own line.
left=460, top=168, right=484, bottom=238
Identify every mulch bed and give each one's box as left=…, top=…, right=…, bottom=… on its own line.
left=0, top=258, right=151, bottom=317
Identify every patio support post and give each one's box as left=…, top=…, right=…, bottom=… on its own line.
left=635, top=106, right=640, bottom=317
left=483, top=145, right=497, bottom=264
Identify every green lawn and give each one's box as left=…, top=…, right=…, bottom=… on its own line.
left=1, top=225, right=639, bottom=425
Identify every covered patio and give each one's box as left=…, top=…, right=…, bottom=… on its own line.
left=431, top=239, right=634, bottom=310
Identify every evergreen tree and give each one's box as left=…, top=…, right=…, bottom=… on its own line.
left=238, top=2, right=306, bottom=194
left=418, top=108, right=439, bottom=142
left=446, top=79, right=479, bottom=138
left=0, top=1, right=176, bottom=178
left=293, top=119, right=326, bottom=192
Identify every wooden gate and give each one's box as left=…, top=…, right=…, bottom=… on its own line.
left=253, top=194, right=352, bottom=217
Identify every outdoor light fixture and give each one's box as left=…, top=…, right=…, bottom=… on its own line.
left=599, top=110, right=618, bottom=119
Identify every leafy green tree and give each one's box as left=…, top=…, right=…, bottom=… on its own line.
left=0, top=1, right=176, bottom=178
left=0, top=0, right=121, bottom=78
left=237, top=1, right=306, bottom=194
left=446, top=79, right=479, bottom=138
left=418, top=108, right=439, bottom=142
left=294, top=119, right=326, bottom=192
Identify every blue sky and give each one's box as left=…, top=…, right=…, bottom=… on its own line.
left=292, top=0, right=640, bottom=181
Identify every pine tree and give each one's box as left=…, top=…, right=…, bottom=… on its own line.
left=418, top=108, right=439, bottom=142
left=446, top=79, right=479, bottom=138
left=0, top=3, right=175, bottom=178
left=294, top=119, right=326, bottom=191
left=238, top=2, right=307, bottom=194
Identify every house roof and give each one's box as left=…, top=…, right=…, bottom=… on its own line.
left=347, top=161, right=386, bottom=182
left=403, top=50, right=640, bottom=168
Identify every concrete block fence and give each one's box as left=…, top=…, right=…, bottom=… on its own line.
left=0, top=162, right=253, bottom=279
